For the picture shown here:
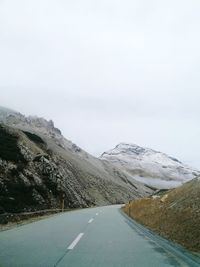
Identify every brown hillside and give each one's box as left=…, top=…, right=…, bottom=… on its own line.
left=123, top=177, right=200, bottom=252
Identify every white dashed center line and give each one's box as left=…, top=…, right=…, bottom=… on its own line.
left=88, top=218, right=94, bottom=224
left=67, top=213, right=100, bottom=251
left=68, top=233, right=84, bottom=250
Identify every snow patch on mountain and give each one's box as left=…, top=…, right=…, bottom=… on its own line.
left=100, top=143, right=200, bottom=189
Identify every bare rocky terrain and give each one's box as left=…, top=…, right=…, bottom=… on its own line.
left=0, top=107, right=153, bottom=221
left=123, top=177, right=200, bottom=252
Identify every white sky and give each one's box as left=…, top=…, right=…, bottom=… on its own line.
left=1, top=0, right=200, bottom=168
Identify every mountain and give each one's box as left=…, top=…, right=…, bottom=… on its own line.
left=101, top=143, right=200, bottom=189
left=0, top=107, right=152, bottom=214
left=123, top=177, right=200, bottom=252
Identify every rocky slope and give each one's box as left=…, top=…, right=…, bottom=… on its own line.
left=101, top=143, right=200, bottom=189
left=123, top=177, right=200, bottom=252
left=0, top=107, right=152, bottom=214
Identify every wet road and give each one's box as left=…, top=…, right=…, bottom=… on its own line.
left=0, top=205, right=200, bottom=267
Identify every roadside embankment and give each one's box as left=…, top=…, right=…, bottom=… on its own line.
left=0, top=209, right=66, bottom=231
left=123, top=178, right=200, bottom=253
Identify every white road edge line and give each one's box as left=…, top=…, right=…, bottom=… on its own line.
left=88, top=218, right=94, bottom=224
left=68, top=233, right=84, bottom=250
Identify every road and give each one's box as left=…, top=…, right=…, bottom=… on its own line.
left=0, top=205, right=200, bottom=267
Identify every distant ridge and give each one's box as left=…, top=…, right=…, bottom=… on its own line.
left=101, top=143, right=200, bottom=189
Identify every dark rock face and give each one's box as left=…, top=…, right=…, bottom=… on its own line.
left=0, top=127, right=90, bottom=212
left=0, top=126, right=26, bottom=163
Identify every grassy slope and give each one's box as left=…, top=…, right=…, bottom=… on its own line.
left=123, top=177, right=200, bottom=252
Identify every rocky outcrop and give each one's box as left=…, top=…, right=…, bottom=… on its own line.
left=0, top=113, right=152, bottom=214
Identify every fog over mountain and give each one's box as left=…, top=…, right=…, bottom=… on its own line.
left=1, top=1, right=200, bottom=168
left=101, top=143, right=200, bottom=189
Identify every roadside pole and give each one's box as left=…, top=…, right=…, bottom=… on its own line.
left=128, top=200, right=131, bottom=217
left=61, top=192, right=65, bottom=212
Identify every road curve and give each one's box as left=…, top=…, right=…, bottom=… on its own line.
left=0, top=205, right=200, bottom=267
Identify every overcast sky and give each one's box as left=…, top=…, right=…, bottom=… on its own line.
left=1, top=0, right=200, bottom=168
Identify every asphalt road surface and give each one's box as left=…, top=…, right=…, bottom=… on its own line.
left=0, top=205, right=200, bottom=267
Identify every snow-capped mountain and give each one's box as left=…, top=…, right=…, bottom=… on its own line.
left=100, top=143, right=200, bottom=189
